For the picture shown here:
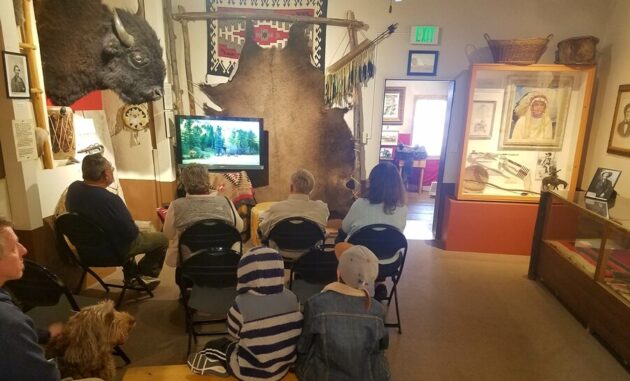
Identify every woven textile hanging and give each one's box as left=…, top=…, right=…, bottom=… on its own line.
left=325, top=45, right=375, bottom=107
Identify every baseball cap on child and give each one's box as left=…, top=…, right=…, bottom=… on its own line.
left=337, top=244, right=379, bottom=290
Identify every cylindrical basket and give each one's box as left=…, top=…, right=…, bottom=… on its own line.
left=484, top=33, right=553, bottom=65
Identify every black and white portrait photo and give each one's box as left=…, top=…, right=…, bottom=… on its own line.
left=586, top=167, right=622, bottom=201
left=607, top=85, right=630, bottom=157
left=3, top=51, right=30, bottom=99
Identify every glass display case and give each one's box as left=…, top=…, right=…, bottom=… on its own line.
left=457, top=64, right=596, bottom=202
left=529, top=190, right=630, bottom=364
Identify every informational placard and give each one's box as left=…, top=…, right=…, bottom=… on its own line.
left=410, top=25, right=440, bottom=45
left=12, top=119, right=37, bottom=162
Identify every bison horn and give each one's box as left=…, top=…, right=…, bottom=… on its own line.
left=112, top=9, right=135, bottom=47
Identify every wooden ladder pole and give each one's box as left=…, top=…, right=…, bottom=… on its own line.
left=163, top=0, right=184, bottom=114
left=178, top=5, right=196, bottom=116
left=21, top=0, right=53, bottom=169
left=346, top=11, right=366, bottom=183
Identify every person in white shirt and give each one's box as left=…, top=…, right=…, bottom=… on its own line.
left=258, top=169, right=329, bottom=259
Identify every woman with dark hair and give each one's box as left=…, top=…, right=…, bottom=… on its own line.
left=337, top=162, right=408, bottom=241
left=337, top=162, right=407, bottom=300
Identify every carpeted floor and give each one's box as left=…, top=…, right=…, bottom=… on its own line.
left=102, top=240, right=629, bottom=381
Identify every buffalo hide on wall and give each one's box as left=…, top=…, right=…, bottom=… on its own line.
left=200, top=23, right=355, bottom=215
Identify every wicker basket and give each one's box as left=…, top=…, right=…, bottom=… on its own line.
left=484, top=33, right=553, bottom=65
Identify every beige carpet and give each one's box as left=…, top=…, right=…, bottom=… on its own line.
left=104, top=240, right=629, bottom=380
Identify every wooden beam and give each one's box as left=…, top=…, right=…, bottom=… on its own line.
left=178, top=5, right=195, bottom=116
left=347, top=11, right=366, bottom=182
left=172, top=11, right=369, bottom=31
left=162, top=0, right=183, bottom=114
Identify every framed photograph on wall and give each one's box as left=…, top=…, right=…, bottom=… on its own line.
left=2, top=51, right=30, bottom=99
left=499, top=76, right=573, bottom=150
left=607, top=84, right=630, bottom=157
left=469, top=101, right=496, bottom=139
left=383, top=87, right=405, bottom=124
left=379, top=146, right=395, bottom=160
left=380, top=130, right=399, bottom=145
left=407, top=50, right=438, bottom=76
left=585, top=167, right=622, bottom=201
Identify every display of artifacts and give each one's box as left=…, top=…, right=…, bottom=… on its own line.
left=383, top=87, right=405, bottom=124
left=607, top=84, right=630, bottom=157
left=379, top=146, right=395, bottom=160
left=2, top=51, right=30, bottom=99
left=541, top=165, right=567, bottom=191
left=586, top=167, right=621, bottom=201
left=462, top=150, right=537, bottom=197
left=535, top=151, right=556, bottom=180
left=469, top=101, right=496, bottom=139
left=381, top=130, right=399, bottom=145
left=584, top=198, right=609, bottom=219
left=500, top=76, right=573, bottom=150
left=407, top=50, right=439, bottom=76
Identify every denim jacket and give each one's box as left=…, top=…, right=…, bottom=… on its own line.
left=295, top=282, right=391, bottom=381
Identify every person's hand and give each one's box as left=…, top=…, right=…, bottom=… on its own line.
left=48, top=322, right=64, bottom=339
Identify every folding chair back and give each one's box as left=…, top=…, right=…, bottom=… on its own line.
left=264, top=217, right=326, bottom=251
left=289, top=248, right=338, bottom=303
left=179, top=218, right=242, bottom=260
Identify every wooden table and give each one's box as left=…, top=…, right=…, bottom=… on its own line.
left=398, top=159, right=427, bottom=193
left=123, top=364, right=298, bottom=381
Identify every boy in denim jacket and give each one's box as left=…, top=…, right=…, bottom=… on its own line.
left=296, top=244, right=391, bottom=381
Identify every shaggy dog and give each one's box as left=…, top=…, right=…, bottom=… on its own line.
left=46, top=300, right=135, bottom=381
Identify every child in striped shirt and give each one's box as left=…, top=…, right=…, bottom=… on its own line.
left=188, top=247, right=303, bottom=380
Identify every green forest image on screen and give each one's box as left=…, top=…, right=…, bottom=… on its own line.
left=180, top=119, right=260, bottom=166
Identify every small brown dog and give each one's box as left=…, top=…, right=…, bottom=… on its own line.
left=46, top=300, right=135, bottom=381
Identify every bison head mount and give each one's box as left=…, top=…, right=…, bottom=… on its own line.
left=34, top=0, right=166, bottom=106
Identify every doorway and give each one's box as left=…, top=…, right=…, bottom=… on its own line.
left=379, top=79, right=455, bottom=240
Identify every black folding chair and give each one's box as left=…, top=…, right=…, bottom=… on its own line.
left=348, top=224, right=408, bottom=333
left=4, top=259, right=131, bottom=365
left=177, top=219, right=242, bottom=354
left=55, top=212, right=154, bottom=308
left=289, top=247, right=338, bottom=304
left=262, top=217, right=326, bottom=268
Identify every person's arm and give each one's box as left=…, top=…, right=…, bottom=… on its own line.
left=228, top=200, right=244, bottom=233
left=104, top=195, right=138, bottom=242
left=0, top=313, right=60, bottom=381
left=162, top=202, right=177, bottom=240
left=296, top=300, right=314, bottom=356
left=226, top=302, right=243, bottom=339
left=341, top=199, right=361, bottom=234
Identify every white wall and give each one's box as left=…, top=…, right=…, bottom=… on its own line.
left=583, top=0, right=630, bottom=196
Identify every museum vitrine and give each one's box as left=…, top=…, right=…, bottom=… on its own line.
left=529, top=190, right=630, bottom=364
left=457, top=64, right=596, bottom=202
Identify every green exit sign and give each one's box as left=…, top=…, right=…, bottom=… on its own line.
left=410, top=26, right=439, bottom=45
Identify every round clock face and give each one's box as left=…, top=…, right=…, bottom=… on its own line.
left=122, top=103, right=149, bottom=131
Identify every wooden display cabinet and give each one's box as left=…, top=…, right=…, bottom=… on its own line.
left=528, top=190, right=630, bottom=365
left=457, top=64, right=596, bottom=202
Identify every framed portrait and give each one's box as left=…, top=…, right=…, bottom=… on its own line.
left=2, top=51, right=30, bottom=99
left=379, top=147, right=394, bottom=160
left=468, top=101, right=496, bottom=139
left=607, top=84, right=630, bottom=157
left=585, top=167, right=621, bottom=201
left=584, top=198, right=609, bottom=219
left=383, top=87, right=405, bottom=124
left=499, top=76, right=573, bottom=150
left=380, top=130, right=399, bottom=145
left=407, top=50, right=438, bottom=76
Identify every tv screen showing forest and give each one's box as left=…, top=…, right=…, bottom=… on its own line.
left=176, top=116, right=263, bottom=170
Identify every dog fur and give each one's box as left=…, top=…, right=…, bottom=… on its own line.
left=46, top=300, right=135, bottom=381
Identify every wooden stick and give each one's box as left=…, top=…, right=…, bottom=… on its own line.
left=178, top=5, right=195, bottom=116
left=163, top=0, right=184, bottom=114
left=172, top=10, right=369, bottom=31
left=326, top=39, right=371, bottom=74
left=347, top=11, right=366, bottom=182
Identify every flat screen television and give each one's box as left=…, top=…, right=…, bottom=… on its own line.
left=175, top=115, right=264, bottom=170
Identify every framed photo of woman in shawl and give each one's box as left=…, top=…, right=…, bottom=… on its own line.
left=499, top=76, right=573, bottom=150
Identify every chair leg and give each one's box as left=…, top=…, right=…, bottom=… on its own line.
left=75, top=269, right=87, bottom=294
left=113, top=345, right=131, bottom=365
left=116, top=285, right=127, bottom=309
left=85, top=267, right=110, bottom=293
left=393, top=288, right=401, bottom=334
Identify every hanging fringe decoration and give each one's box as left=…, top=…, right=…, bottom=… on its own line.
left=325, top=24, right=397, bottom=107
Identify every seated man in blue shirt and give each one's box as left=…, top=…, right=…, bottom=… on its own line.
left=65, top=153, right=167, bottom=288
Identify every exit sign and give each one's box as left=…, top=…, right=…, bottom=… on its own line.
left=410, top=26, right=439, bottom=45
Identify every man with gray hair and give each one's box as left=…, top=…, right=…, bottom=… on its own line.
left=65, top=153, right=167, bottom=289
left=259, top=169, right=329, bottom=258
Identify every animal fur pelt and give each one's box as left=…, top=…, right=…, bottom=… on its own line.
left=200, top=23, right=355, bottom=215
left=46, top=300, right=135, bottom=381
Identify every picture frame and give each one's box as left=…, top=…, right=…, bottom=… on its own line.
left=383, top=87, right=405, bottom=124
left=2, top=51, right=30, bottom=99
left=380, top=130, right=399, bottom=145
left=379, top=146, right=394, bottom=160
left=606, top=84, right=630, bottom=157
left=499, top=76, right=573, bottom=150
left=468, top=101, right=496, bottom=139
left=407, top=50, right=438, bottom=76
left=585, top=167, right=622, bottom=201
left=584, top=198, right=609, bottom=219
